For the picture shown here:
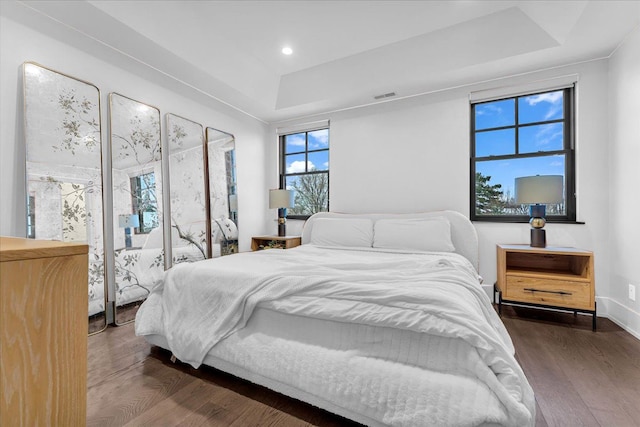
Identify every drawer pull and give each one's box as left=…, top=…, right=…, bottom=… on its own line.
left=523, top=288, right=572, bottom=296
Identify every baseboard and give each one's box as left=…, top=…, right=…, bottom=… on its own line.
left=596, top=296, right=640, bottom=340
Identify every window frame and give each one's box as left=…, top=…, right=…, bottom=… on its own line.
left=470, top=87, right=577, bottom=223
left=279, top=127, right=330, bottom=220
left=26, top=194, right=36, bottom=239
left=130, top=171, right=159, bottom=234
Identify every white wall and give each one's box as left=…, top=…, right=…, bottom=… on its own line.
left=274, top=59, right=613, bottom=318
left=0, top=12, right=269, bottom=252
left=3, top=2, right=637, bottom=336
left=608, top=27, right=640, bottom=338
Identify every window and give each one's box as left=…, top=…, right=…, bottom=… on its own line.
left=130, top=172, right=158, bottom=233
left=26, top=194, right=36, bottom=238
left=225, top=149, right=238, bottom=223
left=470, top=87, right=576, bottom=221
left=279, top=127, right=329, bottom=218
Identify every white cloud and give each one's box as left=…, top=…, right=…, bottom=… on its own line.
left=286, top=134, right=305, bottom=147
left=534, top=123, right=563, bottom=147
left=476, top=104, right=503, bottom=116
left=525, top=91, right=563, bottom=120
left=313, top=134, right=328, bottom=145
left=287, top=160, right=314, bottom=173
left=309, top=130, right=329, bottom=149
left=526, top=91, right=563, bottom=106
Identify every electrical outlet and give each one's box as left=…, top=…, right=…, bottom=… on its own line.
left=630, top=284, right=636, bottom=302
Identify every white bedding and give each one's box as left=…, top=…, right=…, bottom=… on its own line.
left=135, top=245, right=535, bottom=426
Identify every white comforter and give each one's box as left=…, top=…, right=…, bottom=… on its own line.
left=135, top=245, right=535, bottom=426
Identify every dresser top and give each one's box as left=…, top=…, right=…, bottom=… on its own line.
left=0, top=237, right=88, bottom=262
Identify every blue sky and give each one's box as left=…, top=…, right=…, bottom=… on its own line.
left=475, top=91, right=565, bottom=198
left=285, top=129, right=329, bottom=173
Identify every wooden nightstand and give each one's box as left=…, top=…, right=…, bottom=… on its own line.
left=496, top=244, right=596, bottom=330
left=251, top=236, right=301, bottom=251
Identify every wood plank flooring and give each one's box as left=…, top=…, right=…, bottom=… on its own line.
left=502, top=306, right=640, bottom=427
left=87, top=307, right=640, bottom=426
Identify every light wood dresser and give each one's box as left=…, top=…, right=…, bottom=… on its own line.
left=496, top=244, right=596, bottom=330
left=0, top=237, right=88, bottom=426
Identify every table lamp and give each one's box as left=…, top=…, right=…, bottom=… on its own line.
left=515, top=175, right=563, bottom=248
left=228, top=194, right=238, bottom=222
left=269, top=189, right=294, bottom=237
left=228, top=194, right=238, bottom=212
left=119, top=214, right=140, bottom=248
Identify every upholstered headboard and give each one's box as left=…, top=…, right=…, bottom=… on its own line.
left=301, top=211, right=479, bottom=271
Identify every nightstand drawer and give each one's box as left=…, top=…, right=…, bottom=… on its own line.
left=504, top=275, right=593, bottom=310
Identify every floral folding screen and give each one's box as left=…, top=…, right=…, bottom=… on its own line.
left=23, top=62, right=107, bottom=334
left=207, top=127, right=238, bottom=257
left=167, top=113, right=207, bottom=264
left=22, top=61, right=239, bottom=329
left=108, top=93, right=164, bottom=324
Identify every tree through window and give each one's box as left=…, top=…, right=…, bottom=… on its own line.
left=130, top=172, right=158, bottom=233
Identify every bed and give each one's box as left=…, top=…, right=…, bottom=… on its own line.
left=135, top=211, right=535, bottom=426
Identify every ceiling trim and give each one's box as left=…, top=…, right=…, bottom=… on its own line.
left=270, top=55, right=609, bottom=127
left=16, top=0, right=269, bottom=125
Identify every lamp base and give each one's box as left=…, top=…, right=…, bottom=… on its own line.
left=530, top=204, right=546, bottom=218
left=530, top=228, right=546, bottom=248
left=125, top=227, right=132, bottom=248
left=277, top=208, right=286, bottom=237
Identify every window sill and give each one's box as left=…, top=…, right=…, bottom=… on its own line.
left=472, top=218, right=584, bottom=225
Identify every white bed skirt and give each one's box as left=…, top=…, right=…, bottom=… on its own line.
left=143, top=304, right=508, bottom=427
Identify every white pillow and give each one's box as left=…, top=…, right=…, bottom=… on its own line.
left=142, top=226, right=163, bottom=249
left=310, top=218, right=374, bottom=247
left=212, top=217, right=239, bottom=241
left=373, top=217, right=455, bottom=252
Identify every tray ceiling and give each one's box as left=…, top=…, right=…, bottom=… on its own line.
left=5, top=0, right=639, bottom=122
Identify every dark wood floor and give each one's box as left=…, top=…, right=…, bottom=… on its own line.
left=502, top=306, right=640, bottom=427
left=87, top=307, right=640, bottom=426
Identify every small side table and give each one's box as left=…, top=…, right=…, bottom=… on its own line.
left=251, top=236, right=301, bottom=251
left=496, top=244, right=596, bottom=330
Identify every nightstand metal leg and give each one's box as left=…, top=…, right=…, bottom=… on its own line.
left=493, top=283, right=502, bottom=315
left=592, top=302, right=597, bottom=331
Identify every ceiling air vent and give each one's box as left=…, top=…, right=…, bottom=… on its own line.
left=373, top=92, right=396, bottom=100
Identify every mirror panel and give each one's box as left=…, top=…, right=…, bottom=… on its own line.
left=206, top=127, right=238, bottom=257
left=109, top=93, right=163, bottom=324
left=167, top=114, right=207, bottom=266
left=23, top=62, right=106, bottom=334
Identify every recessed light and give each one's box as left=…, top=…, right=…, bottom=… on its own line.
left=282, top=47, right=293, bottom=55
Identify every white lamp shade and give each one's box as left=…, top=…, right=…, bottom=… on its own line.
left=119, top=214, right=140, bottom=228
left=515, top=175, right=564, bottom=204
left=269, top=189, right=294, bottom=209
left=229, top=194, right=238, bottom=211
